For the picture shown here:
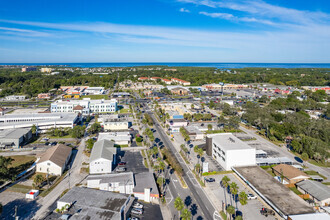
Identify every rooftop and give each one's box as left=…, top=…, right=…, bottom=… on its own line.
left=235, top=166, right=314, bottom=216
left=0, top=128, right=31, bottom=139
left=208, top=133, right=253, bottom=151
left=296, top=180, right=330, bottom=201
left=87, top=172, right=134, bottom=186
left=38, top=144, right=72, bottom=168
left=134, top=172, right=159, bottom=197
left=90, top=139, right=117, bottom=162
left=58, top=187, right=129, bottom=220
left=272, top=164, right=309, bottom=180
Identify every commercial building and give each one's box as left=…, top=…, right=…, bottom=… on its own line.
left=168, top=119, right=188, bottom=133
left=134, top=172, right=160, bottom=203
left=40, top=68, right=52, bottom=73
left=37, top=93, right=51, bottom=99
left=57, top=187, right=134, bottom=220
left=169, top=86, right=189, bottom=96
left=272, top=164, right=310, bottom=185
left=21, top=67, right=37, bottom=72
left=206, top=133, right=256, bottom=170
left=89, top=139, right=117, bottom=174
left=0, top=112, right=79, bottom=131
left=5, top=95, right=26, bottom=101
left=288, top=213, right=330, bottom=220
left=51, top=98, right=118, bottom=114
left=98, top=132, right=131, bottom=146
left=171, top=78, right=191, bottom=86
left=184, top=126, right=204, bottom=140
left=296, top=180, right=330, bottom=206
left=98, top=115, right=129, bottom=131
left=36, top=144, right=72, bottom=176
left=234, top=166, right=314, bottom=219
left=0, top=128, right=32, bottom=149
left=87, top=172, right=135, bottom=194
left=256, top=157, right=293, bottom=166
left=83, top=87, right=105, bottom=95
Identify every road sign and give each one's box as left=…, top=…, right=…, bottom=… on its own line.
left=203, top=162, right=209, bottom=173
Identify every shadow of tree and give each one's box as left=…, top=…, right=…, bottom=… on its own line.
left=0, top=198, right=41, bottom=220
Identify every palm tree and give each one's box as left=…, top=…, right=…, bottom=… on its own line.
left=230, top=182, right=239, bottom=210
left=221, top=176, right=230, bottom=210
left=33, top=174, right=45, bottom=189
left=195, top=163, right=201, bottom=174
left=197, top=148, right=204, bottom=166
left=238, top=191, right=248, bottom=206
left=181, top=208, right=192, bottom=220
left=235, top=215, right=243, bottom=220
left=174, top=196, right=184, bottom=217
left=226, top=205, right=235, bottom=220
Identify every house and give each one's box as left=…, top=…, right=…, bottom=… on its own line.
left=0, top=128, right=32, bottom=149
left=98, top=132, right=131, bottom=146
left=87, top=172, right=135, bottom=194
left=143, top=90, right=153, bottom=97
left=206, top=133, right=256, bottom=170
left=57, top=187, right=134, bottom=220
left=296, top=180, right=330, bottom=206
left=89, top=139, right=117, bottom=174
left=36, top=144, right=72, bottom=175
left=272, top=164, right=310, bottom=184
left=138, top=77, right=149, bottom=81
left=169, top=87, right=189, bottom=96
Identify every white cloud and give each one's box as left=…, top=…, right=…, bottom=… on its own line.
left=199, top=12, right=234, bottom=20
left=179, top=8, right=190, bottom=13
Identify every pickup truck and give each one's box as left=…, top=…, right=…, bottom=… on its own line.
left=260, top=208, right=275, bottom=217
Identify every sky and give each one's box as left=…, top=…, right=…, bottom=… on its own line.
left=0, top=0, right=330, bottom=63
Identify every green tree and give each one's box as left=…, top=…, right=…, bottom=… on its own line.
left=71, top=125, right=86, bottom=138
left=86, top=138, right=96, bottom=152
left=181, top=208, right=192, bottom=220
left=221, top=175, right=231, bottom=207
left=174, top=196, right=184, bottom=216
left=88, top=123, right=101, bottom=134
left=230, top=182, right=239, bottom=197
left=238, top=191, right=248, bottom=206
left=0, top=156, right=13, bottom=178
left=226, top=205, right=235, bottom=220
left=235, top=215, right=243, bottom=220
left=301, top=152, right=309, bottom=161
left=31, top=124, right=37, bottom=135
left=33, top=174, right=45, bottom=189
left=207, top=124, right=213, bottom=131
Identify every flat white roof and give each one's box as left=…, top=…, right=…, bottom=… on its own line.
left=209, top=133, right=254, bottom=151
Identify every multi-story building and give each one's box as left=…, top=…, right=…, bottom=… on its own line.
left=21, top=67, right=37, bottom=72
left=40, top=68, right=52, bottom=73
left=89, top=139, right=117, bottom=174
left=171, top=78, right=191, bottom=86
left=83, top=87, right=105, bottom=95
left=206, top=133, right=256, bottom=170
left=51, top=98, right=117, bottom=115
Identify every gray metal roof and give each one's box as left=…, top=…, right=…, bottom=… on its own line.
left=87, top=172, right=134, bottom=186
left=133, top=172, right=159, bottom=196
left=59, top=187, right=129, bottom=220
left=0, top=128, right=31, bottom=139
left=90, top=139, right=117, bottom=162
left=296, top=180, right=330, bottom=201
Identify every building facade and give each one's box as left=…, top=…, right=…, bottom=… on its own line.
left=89, top=140, right=117, bottom=174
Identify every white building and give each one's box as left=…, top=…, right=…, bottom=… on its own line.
left=40, top=68, right=52, bottom=73
left=98, top=132, right=131, bottom=146
left=89, top=139, right=117, bottom=174
left=0, top=112, right=79, bottom=132
left=206, top=133, right=256, bottom=170
left=5, top=95, right=26, bottom=101
left=51, top=98, right=117, bottom=115
left=83, top=87, right=105, bottom=95
left=87, top=172, right=134, bottom=194
left=98, top=115, right=129, bottom=131
left=36, top=144, right=72, bottom=175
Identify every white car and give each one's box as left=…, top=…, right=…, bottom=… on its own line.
left=247, top=193, right=257, bottom=200
left=133, top=203, right=143, bottom=209
left=131, top=208, right=143, bottom=215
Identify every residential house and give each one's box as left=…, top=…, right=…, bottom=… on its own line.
left=272, top=164, right=310, bottom=185
left=36, top=144, right=72, bottom=175
left=296, top=180, right=330, bottom=206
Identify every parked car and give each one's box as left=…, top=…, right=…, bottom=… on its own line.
left=204, top=177, right=215, bottom=182
left=117, top=167, right=126, bottom=172
left=247, top=194, right=257, bottom=200
left=118, top=162, right=127, bottom=166
left=260, top=208, right=275, bottom=217
left=128, top=217, right=140, bottom=220
left=133, top=202, right=143, bottom=209
left=51, top=142, right=57, bottom=146
left=131, top=208, right=143, bottom=215
left=45, top=142, right=50, bottom=146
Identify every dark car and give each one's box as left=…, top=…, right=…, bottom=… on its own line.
left=260, top=208, right=275, bottom=217
left=204, top=177, right=215, bottom=182
left=45, top=142, right=50, bottom=146
left=118, top=162, right=126, bottom=166
left=51, top=142, right=57, bottom=146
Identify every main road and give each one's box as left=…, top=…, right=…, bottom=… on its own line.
left=147, top=109, right=220, bottom=220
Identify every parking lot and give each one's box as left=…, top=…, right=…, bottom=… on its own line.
left=204, top=173, right=275, bottom=220
left=118, top=151, right=148, bottom=174
left=128, top=201, right=163, bottom=220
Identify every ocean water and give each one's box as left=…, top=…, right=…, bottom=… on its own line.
left=1, top=63, right=330, bottom=68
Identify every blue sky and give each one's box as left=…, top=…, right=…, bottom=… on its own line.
left=0, top=0, right=330, bottom=63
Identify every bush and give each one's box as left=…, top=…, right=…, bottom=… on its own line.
left=136, top=136, right=142, bottom=142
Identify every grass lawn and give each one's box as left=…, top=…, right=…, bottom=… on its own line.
left=79, top=95, right=109, bottom=100
left=8, top=184, right=33, bottom=194
left=47, top=134, right=73, bottom=139
left=304, top=170, right=327, bottom=180
left=6, top=155, right=36, bottom=168
left=289, top=187, right=302, bottom=195
left=322, top=182, right=330, bottom=186
left=308, top=160, right=330, bottom=168
left=119, top=108, right=130, bottom=113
